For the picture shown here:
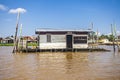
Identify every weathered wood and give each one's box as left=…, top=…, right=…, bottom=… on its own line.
left=12, top=12, right=20, bottom=53
left=111, top=24, right=116, bottom=52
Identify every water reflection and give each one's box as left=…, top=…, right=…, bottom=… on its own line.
left=66, top=52, right=73, bottom=60
left=0, top=46, right=120, bottom=80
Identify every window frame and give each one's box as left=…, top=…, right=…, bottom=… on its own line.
left=74, top=36, right=87, bottom=44
left=47, top=34, right=51, bottom=43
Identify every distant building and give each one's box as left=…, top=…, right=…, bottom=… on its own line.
left=2, top=36, right=14, bottom=43
left=0, top=37, right=3, bottom=43
left=22, top=36, right=37, bottom=42
left=117, top=35, right=120, bottom=42
left=100, top=39, right=109, bottom=43
left=35, top=29, right=91, bottom=50
left=23, top=36, right=34, bottom=41
left=118, top=35, right=120, bottom=39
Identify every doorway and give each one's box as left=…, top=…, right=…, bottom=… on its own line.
left=66, top=35, right=73, bottom=49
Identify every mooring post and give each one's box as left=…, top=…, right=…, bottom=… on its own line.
left=111, top=24, right=116, bottom=52
left=12, top=12, right=20, bottom=53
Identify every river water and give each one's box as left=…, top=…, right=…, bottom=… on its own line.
left=0, top=46, right=120, bottom=80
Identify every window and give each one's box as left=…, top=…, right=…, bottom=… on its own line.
left=74, top=36, right=87, bottom=44
left=47, top=35, right=51, bottom=42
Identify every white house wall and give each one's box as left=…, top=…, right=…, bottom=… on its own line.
left=40, top=35, right=47, bottom=43
left=39, top=35, right=66, bottom=49
left=51, top=35, right=66, bottom=43
left=73, top=44, right=88, bottom=48
left=39, top=43, right=66, bottom=49
left=39, top=34, right=88, bottom=49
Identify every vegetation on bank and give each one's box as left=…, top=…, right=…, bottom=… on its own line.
left=89, top=32, right=115, bottom=42
left=27, top=42, right=37, bottom=46
left=98, top=34, right=114, bottom=41
left=0, top=43, right=14, bottom=46
left=0, top=43, right=37, bottom=46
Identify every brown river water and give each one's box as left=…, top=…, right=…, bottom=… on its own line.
left=0, top=46, right=120, bottom=80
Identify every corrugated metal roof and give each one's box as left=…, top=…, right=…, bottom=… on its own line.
left=35, top=28, right=92, bottom=32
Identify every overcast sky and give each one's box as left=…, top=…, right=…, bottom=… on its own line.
left=0, top=0, right=120, bottom=37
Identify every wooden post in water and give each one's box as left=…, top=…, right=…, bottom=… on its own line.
left=117, top=36, right=120, bottom=52
left=111, top=24, right=116, bottom=52
left=114, top=24, right=119, bottom=52
left=91, top=22, right=94, bottom=49
left=12, top=12, right=20, bottom=53
left=19, top=24, right=23, bottom=52
left=96, top=28, right=99, bottom=48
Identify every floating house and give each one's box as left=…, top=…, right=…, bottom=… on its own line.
left=35, top=29, right=91, bottom=50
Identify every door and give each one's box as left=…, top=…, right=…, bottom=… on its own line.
left=66, top=35, right=73, bottom=49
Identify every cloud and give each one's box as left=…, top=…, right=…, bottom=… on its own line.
left=9, top=8, right=27, bottom=14
left=0, top=4, right=7, bottom=11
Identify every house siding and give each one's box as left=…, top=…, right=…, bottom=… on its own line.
left=39, top=34, right=88, bottom=49
left=39, top=35, right=66, bottom=49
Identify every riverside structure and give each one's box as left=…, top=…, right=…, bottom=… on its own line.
left=34, top=29, right=101, bottom=52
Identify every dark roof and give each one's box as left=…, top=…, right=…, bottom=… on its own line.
left=5, top=37, right=14, bottom=40
left=0, top=38, right=3, bottom=40
left=35, top=29, right=91, bottom=35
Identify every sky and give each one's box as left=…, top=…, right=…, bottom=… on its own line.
left=0, top=0, right=120, bottom=37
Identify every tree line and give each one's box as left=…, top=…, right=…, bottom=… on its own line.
left=88, top=32, right=115, bottom=42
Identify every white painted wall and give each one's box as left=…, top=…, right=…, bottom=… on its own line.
left=39, top=34, right=88, bottom=49
left=39, top=35, right=66, bottom=49
left=39, top=43, right=66, bottom=49
left=73, top=44, right=88, bottom=48
left=40, top=35, right=47, bottom=43
left=51, top=35, right=66, bottom=43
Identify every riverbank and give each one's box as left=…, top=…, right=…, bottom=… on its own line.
left=0, top=43, right=14, bottom=46
left=0, top=43, right=37, bottom=46
left=99, top=42, right=120, bottom=45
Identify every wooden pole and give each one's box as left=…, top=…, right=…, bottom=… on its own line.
left=12, top=12, right=20, bottom=53
left=111, top=24, right=115, bottom=52
left=19, top=24, right=23, bottom=51
left=114, top=24, right=119, bottom=51
left=91, top=22, right=94, bottom=48
left=96, top=28, right=98, bottom=48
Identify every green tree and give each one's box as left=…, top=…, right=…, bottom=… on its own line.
left=108, top=34, right=114, bottom=41
left=99, top=34, right=109, bottom=40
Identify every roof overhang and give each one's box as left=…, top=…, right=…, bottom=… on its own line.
left=35, top=29, right=92, bottom=35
